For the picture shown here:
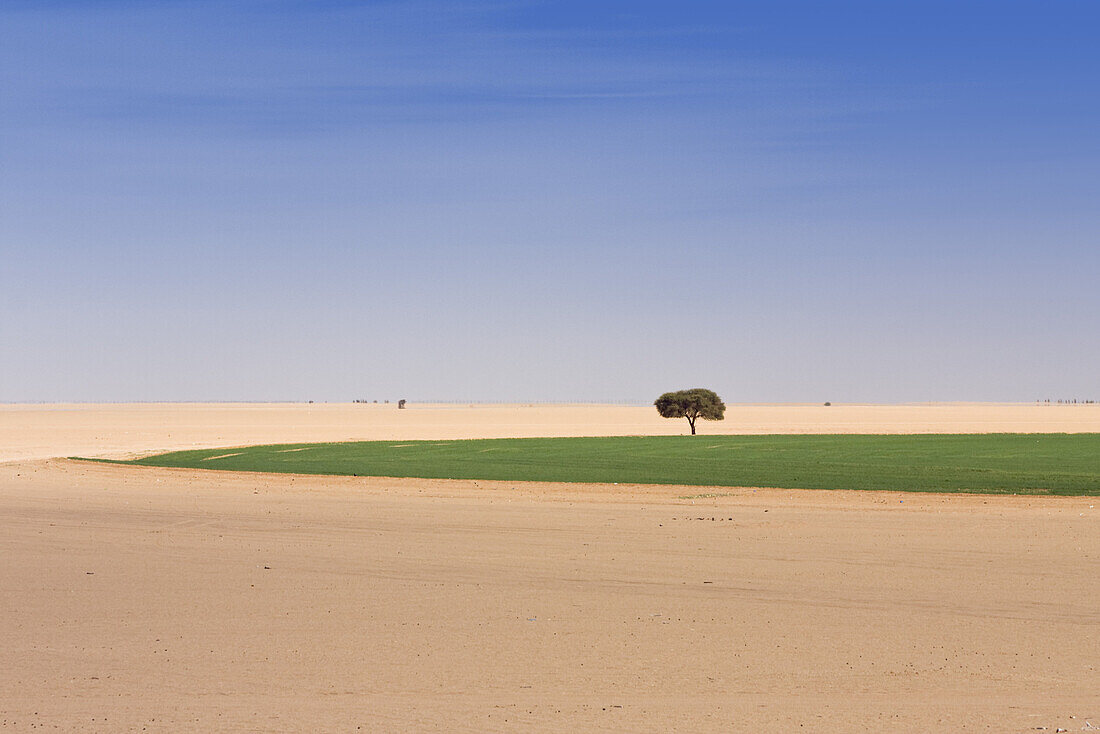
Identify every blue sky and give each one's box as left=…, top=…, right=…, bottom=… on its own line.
left=2, top=1, right=1097, bottom=402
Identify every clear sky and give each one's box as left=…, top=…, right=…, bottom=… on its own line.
left=2, top=1, right=1097, bottom=403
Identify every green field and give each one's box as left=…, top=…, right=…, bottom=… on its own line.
left=93, top=434, right=1100, bottom=495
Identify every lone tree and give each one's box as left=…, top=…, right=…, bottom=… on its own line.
left=655, top=388, right=725, bottom=435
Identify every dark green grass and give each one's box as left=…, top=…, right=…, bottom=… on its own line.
left=86, top=434, right=1100, bottom=495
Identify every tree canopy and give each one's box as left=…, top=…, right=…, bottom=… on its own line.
left=654, top=388, right=726, bottom=435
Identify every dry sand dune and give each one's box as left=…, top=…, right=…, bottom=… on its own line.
left=1, top=404, right=1098, bottom=732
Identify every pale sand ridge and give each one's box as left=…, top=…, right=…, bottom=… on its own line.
left=2, top=401, right=1098, bottom=463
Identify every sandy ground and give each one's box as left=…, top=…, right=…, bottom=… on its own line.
left=1, top=404, right=1098, bottom=732
left=2, top=401, right=1098, bottom=463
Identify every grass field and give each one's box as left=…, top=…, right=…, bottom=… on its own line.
left=96, top=434, right=1100, bottom=495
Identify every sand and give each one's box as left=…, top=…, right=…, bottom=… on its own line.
left=2, top=401, right=1098, bottom=463
left=1, top=404, right=1098, bottom=732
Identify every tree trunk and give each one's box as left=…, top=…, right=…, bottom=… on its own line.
left=688, top=417, right=696, bottom=435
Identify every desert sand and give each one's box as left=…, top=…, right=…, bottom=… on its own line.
left=2, top=401, right=1099, bottom=463
left=1, top=403, right=1098, bottom=732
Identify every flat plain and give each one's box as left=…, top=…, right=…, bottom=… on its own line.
left=119, top=434, right=1100, bottom=495
left=6, top=401, right=1100, bottom=463
left=2, top=403, right=1098, bottom=732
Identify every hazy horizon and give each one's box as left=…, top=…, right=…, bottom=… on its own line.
left=3, top=400, right=1096, bottom=409
left=3, top=1, right=1098, bottom=403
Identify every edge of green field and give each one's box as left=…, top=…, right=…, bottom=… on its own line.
left=73, top=434, right=1100, bottom=496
